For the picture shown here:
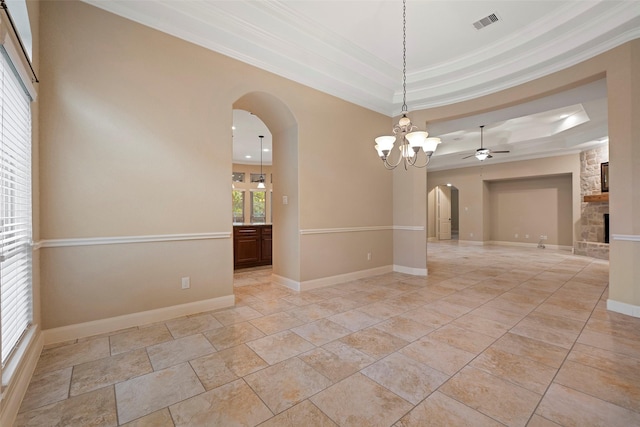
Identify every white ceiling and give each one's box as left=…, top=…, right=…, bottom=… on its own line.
left=84, top=0, right=638, bottom=169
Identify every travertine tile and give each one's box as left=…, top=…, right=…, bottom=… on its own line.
left=34, top=338, right=110, bottom=374
left=169, top=379, right=273, bottom=426
left=577, top=328, right=640, bottom=359
left=400, top=335, right=475, bottom=375
left=249, top=311, right=305, bottom=335
left=537, top=383, right=640, bottom=427
left=246, top=330, right=315, bottom=365
left=301, top=343, right=374, bottom=383
left=511, top=311, right=584, bottom=349
left=115, top=363, right=204, bottom=424
left=205, top=343, right=268, bottom=377
left=202, top=321, right=265, bottom=350
left=245, top=357, right=332, bottom=414
left=451, top=313, right=510, bottom=338
left=211, top=305, right=263, bottom=325
left=109, top=324, right=173, bottom=356
left=398, top=306, right=454, bottom=329
left=120, top=408, right=174, bottom=426
left=357, top=301, right=407, bottom=319
left=338, top=327, right=408, bottom=360
left=374, top=315, right=432, bottom=342
left=440, top=366, right=541, bottom=427
left=19, top=367, right=72, bottom=413
left=328, top=309, right=381, bottom=331
left=362, top=352, right=447, bottom=404
left=189, top=351, right=239, bottom=390
left=395, top=391, right=504, bottom=427
left=526, top=414, right=563, bottom=427
left=428, top=324, right=495, bottom=354
left=491, top=332, right=568, bottom=369
left=247, top=298, right=297, bottom=315
left=289, top=303, right=335, bottom=323
left=165, top=313, right=223, bottom=338
left=471, top=347, right=557, bottom=394
left=291, top=318, right=351, bottom=346
left=258, top=400, right=338, bottom=427
left=554, top=360, right=640, bottom=412
left=468, top=305, right=525, bottom=328
left=311, top=373, right=413, bottom=427
left=15, top=386, right=117, bottom=427
left=568, top=343, right=640, bottom=381
left=70, top=348, right=152, bottom=396
left=146, top=333, right=215, bottom=370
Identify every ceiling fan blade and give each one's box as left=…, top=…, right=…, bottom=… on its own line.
left=491, top=150, right=510, bottom=154
left=487, top=154, right=493, bottom=158
left=462, top=154, right=476, bottom=159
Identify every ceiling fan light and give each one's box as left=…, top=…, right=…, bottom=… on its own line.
left=476, top=152, right=489, bottom=161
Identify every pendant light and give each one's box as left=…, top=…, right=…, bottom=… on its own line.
left=257, top=135, right=266, bottom=189
left=374, top=0, right=441, bottom=170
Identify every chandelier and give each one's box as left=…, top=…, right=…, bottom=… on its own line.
left=374, top=0, right=441, bottom=170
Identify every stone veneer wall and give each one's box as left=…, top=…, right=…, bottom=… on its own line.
left=574, top=145, right=609, bottom=259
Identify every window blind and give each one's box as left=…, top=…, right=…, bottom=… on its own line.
left=0, top=47, right=32, bottom=365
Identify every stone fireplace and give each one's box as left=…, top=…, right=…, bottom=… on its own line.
left=574, top=146, right=609, bottom=259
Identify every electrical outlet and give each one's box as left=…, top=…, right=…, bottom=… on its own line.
left=540, top=235, right=547, bottom=240
left=367, top=252, right=372, bottom=261
left=525, top=234, right=530, bottom=239
left=470, top=232, right=474, bottom=237
left=515, top=233, right=519, bottom=238
left=181, top=277, right=190, bottom=289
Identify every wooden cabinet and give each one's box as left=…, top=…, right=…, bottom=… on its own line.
left=233, top=224, right=272, bottom=269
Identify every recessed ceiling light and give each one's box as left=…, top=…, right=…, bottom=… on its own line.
left=245, top=155, right=251, bottom=159
left=232, top=126, right=236, bottom=130
left=446, top=183, right=452, bottom=187
left=263, top=148, right=269, bottom=152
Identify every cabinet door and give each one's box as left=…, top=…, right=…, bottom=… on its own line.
left=234, top=227, right=260, bottom=267
left=261, top=227, right=272, bottom=262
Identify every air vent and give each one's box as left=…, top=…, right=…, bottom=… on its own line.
left=473, top=13, right=500, bottom=30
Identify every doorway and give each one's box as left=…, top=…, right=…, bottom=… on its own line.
left=430, top=185, right=459, bottom=241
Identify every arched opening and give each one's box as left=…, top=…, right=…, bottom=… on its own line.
left=232, top=92, right=300, bottom=284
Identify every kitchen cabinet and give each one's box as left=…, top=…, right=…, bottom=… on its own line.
left=233, top=224, right=272, bottom=269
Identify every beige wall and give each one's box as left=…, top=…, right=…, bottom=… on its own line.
left=39, top=1, right=393, bottom=329
left=428, top=155, right=580, bottom=244
left=488, top=175, right=573, bottom=246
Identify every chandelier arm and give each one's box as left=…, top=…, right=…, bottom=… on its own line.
left=382, top=147, right=406, bottom=169
left=409, top=153, right=433, bottom=169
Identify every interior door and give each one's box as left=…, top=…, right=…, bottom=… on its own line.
left=436, top=186, right=452, bottom=240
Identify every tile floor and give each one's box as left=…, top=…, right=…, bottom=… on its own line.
left=15, top=242, right=640, bottom=426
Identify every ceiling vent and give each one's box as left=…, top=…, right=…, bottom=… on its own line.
left=473, top=13, right=500, bottom=30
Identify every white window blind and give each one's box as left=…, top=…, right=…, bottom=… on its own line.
left=0, top=46, right=32, bottom=365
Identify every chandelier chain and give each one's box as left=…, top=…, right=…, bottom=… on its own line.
left=402, top=0, right=407, bottom=113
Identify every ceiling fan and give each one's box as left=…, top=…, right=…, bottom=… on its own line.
left=462, top=125, right=510, bottom=161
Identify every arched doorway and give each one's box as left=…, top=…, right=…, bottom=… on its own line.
left=232, top=92, right=300, bottom=284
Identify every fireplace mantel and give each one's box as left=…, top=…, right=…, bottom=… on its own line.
left=584, top=193, right=609, bottom=203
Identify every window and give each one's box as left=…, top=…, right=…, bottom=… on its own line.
left=1, top=47, right=33, bottom=366
left=232, top=190, right=245, bottom=223
left=232, top=172, right=244, bottom=183
left=251, top=191, right=266, bottom=223
left=250, top=173, right=266, bottom=184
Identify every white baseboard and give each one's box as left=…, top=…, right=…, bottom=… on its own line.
left=456, top=240, right=485, bottom=246
left=488, top=240, right=572, bottom=251
left=607, top=299, right=640, bottom=318
left=43, top=295, right=235, bottom=345
left=393, top=265, right=428, bottom=276
left=0, top=328, right=43, bottom=427
left=273, top=266, right=393, bottom=292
